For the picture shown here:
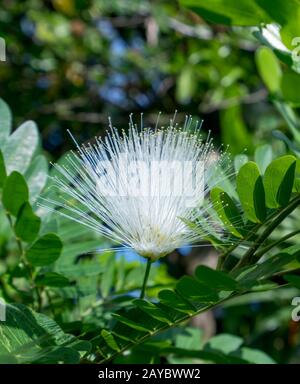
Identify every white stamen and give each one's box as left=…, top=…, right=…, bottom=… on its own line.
left=40, top=116, right=232, bottom=260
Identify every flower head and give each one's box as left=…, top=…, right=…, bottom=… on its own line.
left=42, top=116, right=229, bottom=260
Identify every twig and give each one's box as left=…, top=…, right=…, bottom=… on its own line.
left=199, top=89, right=268, bottom=113
left=254, top=228, right=300, bottom=260
left=6, top=212, right=43, bottom=311
left=233, top=195, right=300, bottom=270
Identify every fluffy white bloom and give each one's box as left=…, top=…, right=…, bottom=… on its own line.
left=42, top=116, right=229, bottom=260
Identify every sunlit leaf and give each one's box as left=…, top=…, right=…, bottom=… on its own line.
left=281, top=72, right=300, bottom=105
left=2, top=171, right=29, bottom=216
left=14, top=202, right=41, bottom=242
left=35, top=272, right=71, bottom=287
left=236, top=162, right=266, bottom=223
left=254, top=144, right=273, bottom=174
left=3, top=121, right=39, bottom=174
left=0, top=98, right=12, bottom=148
left=255, top=46, right=282, bottom=93
left=180, top=0, right=270, bottom=26
left=0, top=304, right=90, bottom=363
left=26, top=233, right=63, bottom=266
left=211, top=187, right=244, bottom=238
left=263, top=155, right=296, bottom=208
left=25, top=155, right=48, bottom=203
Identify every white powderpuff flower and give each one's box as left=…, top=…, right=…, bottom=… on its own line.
left=41, top=116, right=230, bottom=260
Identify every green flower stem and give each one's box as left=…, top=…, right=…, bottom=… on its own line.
left=233, top=194, right=300, bottom=270
left=6, top=212, right=42, bottom=311
left=140, top=259, right=152, bottom=299
left=6, top=213, right=23, bottom=256
left=45, top=289, right=56, bottom=318
left=218, top=201, right=298, bottom=271
left=253, top=228, right=300, bottom=260
left=217, top=223, right=261, bottom=270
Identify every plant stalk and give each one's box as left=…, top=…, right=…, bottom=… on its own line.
left=233, top=194, right=300, bottom=270
left=140, top=259, right=152, bottom=299
left=254, top=228, right=300, bottom=260
left=6, top=212, right=42, bottom=311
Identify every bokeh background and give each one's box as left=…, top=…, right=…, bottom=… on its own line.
left=0, top=0, right=286, bottom=159
left=0, top=0, right=300, bottom=363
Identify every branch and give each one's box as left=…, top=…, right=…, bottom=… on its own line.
left=234, top=194, right=300, bottom=269
left=199, top=89, right=268, bottom=114
left=168, top=18, right=212, bottom=40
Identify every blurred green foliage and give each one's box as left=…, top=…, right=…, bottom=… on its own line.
left=1, top=0, right=295, bottom=157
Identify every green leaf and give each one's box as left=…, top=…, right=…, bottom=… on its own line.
left=274, top=101, right=300, bottom=144
left=56, top=261, right=103, bottom=279
left=236, top=162, right=266, bottom=223
left=133, top=299, right=173, bottom=325
left=221, top=103, right=252, bottom=155
left=238, top=347, right=275, bottom=364
left=236, top=246, right=300, bottom=288
left=112, top=313, right=154, bottom=333
left=25, top=155, right=48, bottom=203
left=234, top=154, right=248, bottom=173
left=2, top=171, right=29, bottom=216
left=283, top=274, right=300, bottom=289
left=255, top=46, right=282, bottom=93
left=0, top=303, right=90, bottom=363
left=211, top=187, right=244, bottom=238
left=167, top=327, right=203, bottom=363
left=258, top=0, right=300, bottom=50
left=33, top=347, right=79, bottom=364
left=175, top=327, right=203, bottom=350
left=254, top=144, right=273, bottom=174
left=116, top=255, right=126, bottom=291
left=14, top=202, right=41, bottom=242
left=0, top=150, right=7, bottom=188
left=176, top=66, right=196, bottom=104
left=294, top=160, right=300, bottom=193
left=165, top=346, right=245, bottom=364
left=195, top=265, right=237, bottom=291
left=100, top=253, right=115, bottom=298
left=272, top=130, right=300, bottom=155
left=205, top=333, right=243, bottom=354
left=2, top=120, right=39, bottom=174
left=26, top=233, right=63, bottom=266
left=252, top=29, right=292, bottom=65
left=281, top=72, right=300, bottom=105
left=158, top=289, right=196, bottom=314
left=101, top=330, right=120, bottom=352
left=0, top=98, right=12, bottom=148
left=176, top=276, right=219, bottom=303
left=180, top=0, right=270, bottom=26
left=263, top=155, right=296, bottom=208
left=35, top=272, right=71, bottom=287
left=255, top=0, right=298, bottom=28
